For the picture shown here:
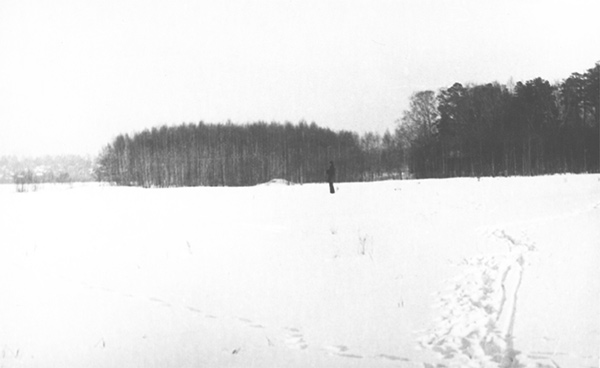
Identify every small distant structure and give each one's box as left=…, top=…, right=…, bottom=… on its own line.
left=258, top=178, right=296, bottom=186
left=12, top=167, right=72, bottom=192
left=13, top=170, right=37, bottom=192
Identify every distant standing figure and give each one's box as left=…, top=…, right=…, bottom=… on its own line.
left=326, top=161, right=336, bottom=194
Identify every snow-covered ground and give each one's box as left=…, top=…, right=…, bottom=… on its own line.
left=1, top=175, right=598, bottom=368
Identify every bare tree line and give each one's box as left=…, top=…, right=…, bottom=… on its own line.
left=94, top=121, right=400, bottom=187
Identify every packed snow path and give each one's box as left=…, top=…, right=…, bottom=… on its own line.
left=1, top=175, right=598, bottom=367
left=420, top=229, right=535, bottom=367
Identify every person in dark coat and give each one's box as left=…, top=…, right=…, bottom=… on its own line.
left=326, top=161, right=336, bottom=194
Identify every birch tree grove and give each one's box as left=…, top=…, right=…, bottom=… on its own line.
left=95, top=121, right=402, bottom=187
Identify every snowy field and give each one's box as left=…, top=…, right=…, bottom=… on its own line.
left=1, top=174, right=599, bottom=368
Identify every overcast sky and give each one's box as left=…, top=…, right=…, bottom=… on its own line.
left=1, top=0, right=598, bottom=156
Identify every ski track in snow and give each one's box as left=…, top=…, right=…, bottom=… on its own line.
left=418, top=197, right=600, bottom=368
left=420, top=210, right=599, bottom=368
left=419, top=228, right=536, bottom=367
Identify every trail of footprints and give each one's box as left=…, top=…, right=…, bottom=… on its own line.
left=322, top=345, right=409, bottom=362
left=84, top=283, right=410, bottom=363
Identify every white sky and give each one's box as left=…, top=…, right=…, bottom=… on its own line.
left=1, top=0, right=598, bottom=156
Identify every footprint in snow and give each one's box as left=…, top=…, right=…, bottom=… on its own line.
left=377, top=354, right=410, bottom=362
left=282, top=327, right=308, bottom=350
left=148, top=297, right=171, bottom=307
left=237, top=317, right=265, bottom=329
left=187, top=306, right=203, bottom=313
left=324, top=345, right=363, bottom=359
left=185, top=305, right=219, bottom=319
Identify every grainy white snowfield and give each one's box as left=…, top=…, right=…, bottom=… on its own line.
left=1, top=175, right=598, bottom=368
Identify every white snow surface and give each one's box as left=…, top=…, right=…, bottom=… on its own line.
left=1, top=175, right=599, bottom=368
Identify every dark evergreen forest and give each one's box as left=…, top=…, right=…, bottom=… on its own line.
left=95, top=63, right=599, bottom=186
left=400, top=63, right=599, bottom=178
